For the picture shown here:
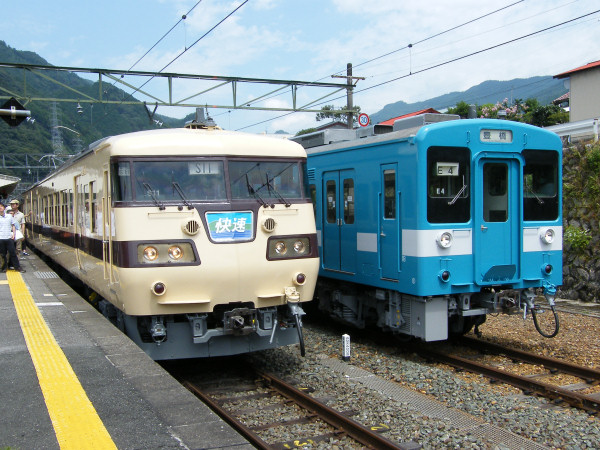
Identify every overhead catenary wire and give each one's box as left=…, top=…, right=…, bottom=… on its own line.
left=235, top=8, right=600, bottom=131
left=229, top=0, right=526, bottom=118
left=122, top=0, right=249, bottom=104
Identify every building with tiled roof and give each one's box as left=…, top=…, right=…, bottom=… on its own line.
left=554, top=60, right=600, bottom=122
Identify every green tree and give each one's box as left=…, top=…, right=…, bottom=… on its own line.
left=315, top=104, right=361, bottom=127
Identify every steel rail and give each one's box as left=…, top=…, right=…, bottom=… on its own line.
left=183, top=381, right=271, bottom=449
left=459, top=336, right=600, bottom=382
left=258, top=371, right=419, bottom=450
left=184, top=371, right=420, bottom=450
left=416, top=345, right=600, bottom=414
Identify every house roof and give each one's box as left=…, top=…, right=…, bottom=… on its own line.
left=553, top=92, right=570, bottom=104
left=378, top=108, right=440, bottom=125
left=554, top=60, right=600, bottom=79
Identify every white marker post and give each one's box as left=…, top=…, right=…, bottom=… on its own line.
left=341, top=334, right=351, bottom=362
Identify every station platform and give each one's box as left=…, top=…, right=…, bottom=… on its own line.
left=0, top=251, right=252, bottom=450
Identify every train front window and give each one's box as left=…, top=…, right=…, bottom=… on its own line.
left=523, top=150, right=559, bottom=221
left=427, top=147, right=471, bottom=223
left=229, top=160, right=303, bottom=201
left=132, top=160, right=227, bottom=202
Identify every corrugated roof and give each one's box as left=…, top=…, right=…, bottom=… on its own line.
left=378, top=108, right=440, bottom=125
left=554, top=60, right=600, bottom=79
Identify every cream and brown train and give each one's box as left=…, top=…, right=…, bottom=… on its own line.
left=23, top=117, right=319, bottom=360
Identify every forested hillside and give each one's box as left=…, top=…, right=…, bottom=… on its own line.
left=0, top=41, right=184, bottom=157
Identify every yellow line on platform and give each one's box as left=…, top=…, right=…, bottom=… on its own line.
left=8, top=271, right=117, bottom=449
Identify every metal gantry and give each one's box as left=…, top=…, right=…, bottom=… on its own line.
left=0, top=62, right=352, bottom=114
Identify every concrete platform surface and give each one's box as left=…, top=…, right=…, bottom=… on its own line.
left=0, top=251, right=252, bottom=450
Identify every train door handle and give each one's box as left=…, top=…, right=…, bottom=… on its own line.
left=481, top=225, right=488, bottom=232
left=380, top=226, right=386, bottom=237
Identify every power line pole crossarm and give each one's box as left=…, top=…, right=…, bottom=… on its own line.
left=332, top=63, right=365, bottom=129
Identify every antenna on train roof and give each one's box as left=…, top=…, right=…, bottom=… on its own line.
left=185, top=107, right=220, bottom=130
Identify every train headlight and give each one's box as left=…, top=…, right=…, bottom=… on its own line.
left=143, top=246, right=159, bottom=261
left=540, top=228, right=555, bottom=244
left=293, top=240, right=306, bottom=255
left=138, top=242, right=196, bottom=264
left=267, top=236, right=312, bottom=260
left=168, top=245, right=184, bottom=260
left=274, top=241, right=287, bottom=255
left=436, top=231, right=453, bottom=249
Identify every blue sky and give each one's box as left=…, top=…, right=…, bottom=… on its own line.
left=1, top=0, right=599, bottom=134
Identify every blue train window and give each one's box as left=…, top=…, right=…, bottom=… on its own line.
left=326, top=180, right=336, bottom=223
left=427, top=147, right=470, bottom=223
left=483, top=163, right=508, bottom=222
left=383, top=170, right=396, bottom=219
left=343, top=179, right=355, bottom=224
left=523, top=150, right=559, bottom=221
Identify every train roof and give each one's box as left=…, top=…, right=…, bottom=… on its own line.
left=25, top=128, right=307, bottom=191
left=293, top=117, right=562, bottom=156
left=92, top=127, right=307, bottom=158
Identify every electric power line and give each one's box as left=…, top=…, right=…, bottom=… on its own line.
left=236, top=8, right=600, bottom=131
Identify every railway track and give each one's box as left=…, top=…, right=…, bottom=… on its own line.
left=181, top=367, right=420, bottom=449
left=414, top=336, right=600, bottom=414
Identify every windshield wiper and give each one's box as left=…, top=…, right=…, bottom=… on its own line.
left=265, top=173, right=291, bottom=207
left=448, top=176, right=467, bottom=205
left=246, top=174, right=268, bottom=207
left=525, top=184, right=544, bottom=205
left=143, top=182, right=165, bottom=210
left=172, top=182, right=194, bottom=210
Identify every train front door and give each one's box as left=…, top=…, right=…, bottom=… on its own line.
left=322, top=170, right=356, bottom=273
left=102, top=169, right=114, bottom=282
left=474, top=157, right=520, bottom=284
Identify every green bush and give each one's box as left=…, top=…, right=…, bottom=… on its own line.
left=564, top=226, right=592, bottom=253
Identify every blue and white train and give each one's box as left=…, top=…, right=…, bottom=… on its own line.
left=292, top=114, right=562, bottom=341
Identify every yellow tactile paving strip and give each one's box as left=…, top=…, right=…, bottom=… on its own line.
left=7, top=270, right=117, bottom=449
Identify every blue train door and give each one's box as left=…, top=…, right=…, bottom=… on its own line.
left=474, top=158, right=519, bottom=284
left=380, top=164, right=399, bottom=280
left=322, top=170, right=356, bottom=273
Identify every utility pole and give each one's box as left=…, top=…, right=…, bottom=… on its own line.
left=332, top=63, right=365, bottom=129
left=346, top=63, right=353, bottom=129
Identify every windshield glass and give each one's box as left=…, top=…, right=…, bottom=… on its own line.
left=523, top=150, right=559, bottom=221
left=427, top=146, right=470, bottom=223
left=132, top=160, right=227, bottom=201
left=229, top=160, right=302, bottom=200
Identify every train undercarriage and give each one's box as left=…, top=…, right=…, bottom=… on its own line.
left=97, top=298, right=306, bottom=360
left=315, top=280, right=559, bottom=341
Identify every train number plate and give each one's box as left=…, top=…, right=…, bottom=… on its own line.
left=206, top=211, right=253, bottom=242
left=480, top=129, right=513, bottom=143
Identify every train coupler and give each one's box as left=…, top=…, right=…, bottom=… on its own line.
left=150, top=316, right=167, bottom=344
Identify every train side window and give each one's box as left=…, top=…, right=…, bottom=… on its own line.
left=326, top=180, right=336, bottom=224
left=90, top=181, right=97, bottom=233
left=343, top=178, right=355, bottom=224
left=523, top=150, right=559, bottom=221
left=69, top=190, right=74, bottom=226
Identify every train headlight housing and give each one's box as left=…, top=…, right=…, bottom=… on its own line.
left=436, top=231, right=453, bottom=249
left=540, top=228, right=555, bottom=244
left=138, top=242, right=196, bottom=264
left=267, top=236, right=312, bottom=260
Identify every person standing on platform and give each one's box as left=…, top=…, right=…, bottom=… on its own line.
left=10, top=199, right=28, bottom=256
left=0, top=201, right=25, bottom=273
